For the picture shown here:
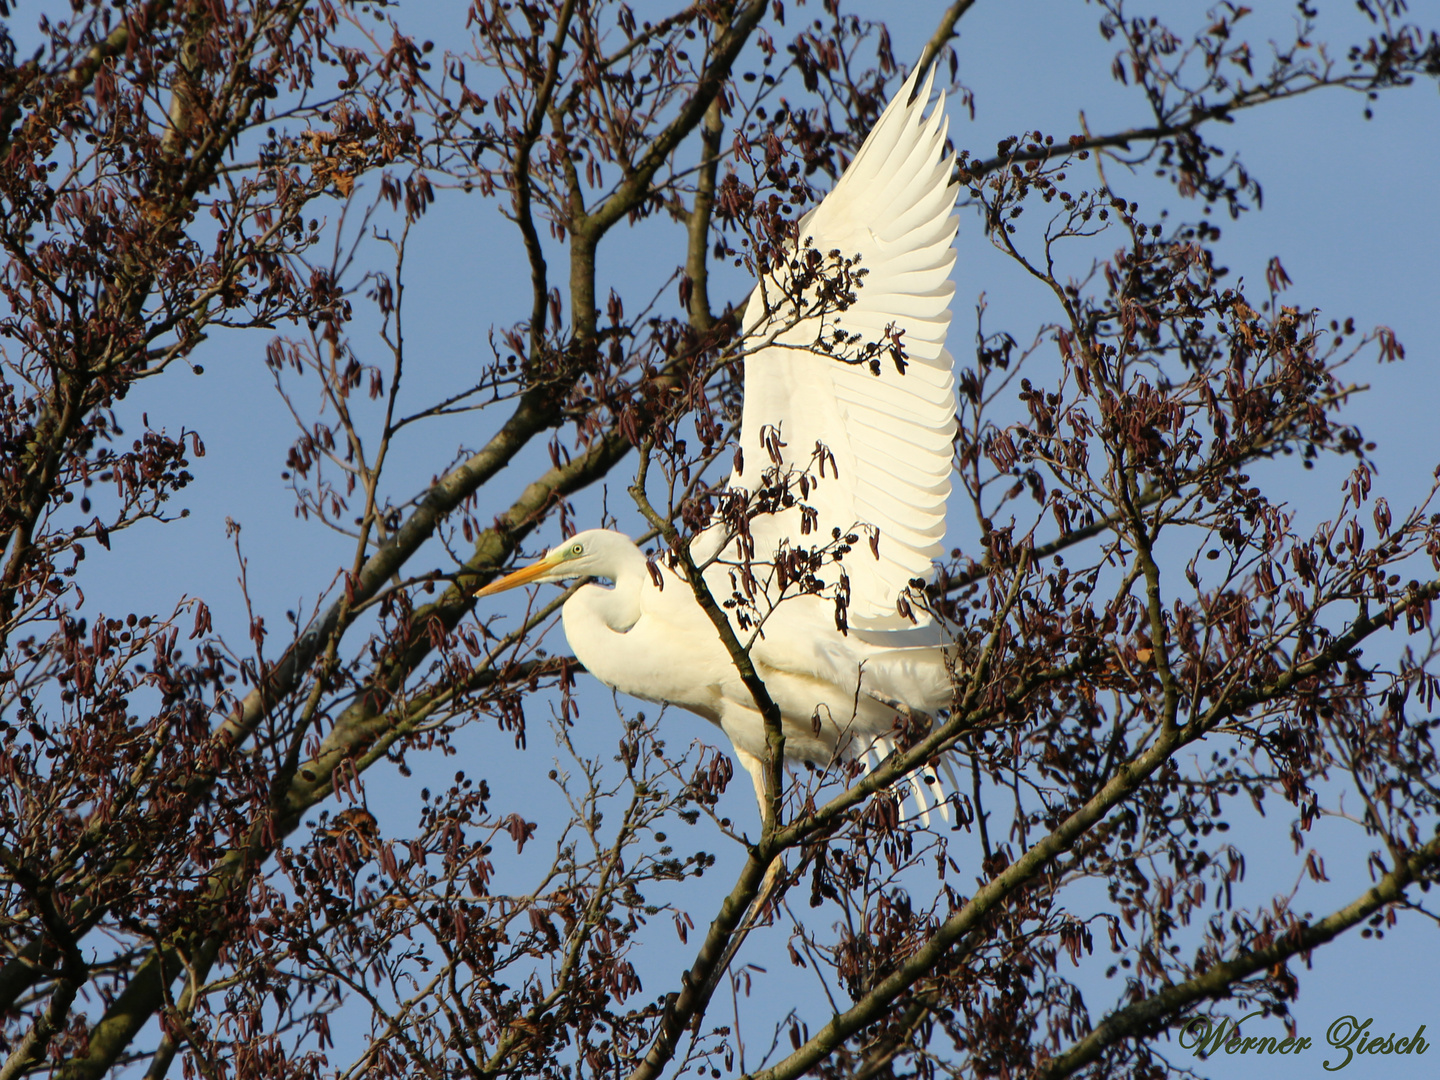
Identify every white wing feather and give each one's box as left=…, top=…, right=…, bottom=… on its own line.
left=717, top=67, right=959, bottom=632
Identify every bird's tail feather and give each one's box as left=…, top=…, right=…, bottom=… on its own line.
left=866, top=735, right=955, bottom=827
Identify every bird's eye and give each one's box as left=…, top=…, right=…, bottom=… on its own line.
left=570, top=543, right=583, bottom=555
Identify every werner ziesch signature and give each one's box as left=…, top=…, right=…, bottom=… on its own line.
left=1179, top=1011, right=1429, bottom=1070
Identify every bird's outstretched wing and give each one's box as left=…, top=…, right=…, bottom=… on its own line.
left=715, top=66, right=959, bottom=633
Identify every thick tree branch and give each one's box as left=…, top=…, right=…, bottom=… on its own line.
left=583, top=0, right=767, bottom=240
left=1034, top=833, right=1440, bottom=1080
left=913, top=0, right=979, bottom=93
left=224, top=389, right=576, bottom=746
left=684, top=96, right=724, bottom=334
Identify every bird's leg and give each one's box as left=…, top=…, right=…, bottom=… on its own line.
left=691, top=748, right=788, bottom=1030
left=735, top=745, right=769, bottom=815
left=733, top=746, right=786, bottom=901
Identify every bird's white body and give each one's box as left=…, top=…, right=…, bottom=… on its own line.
left=553, top=531, right=952, bottom=766
left=480, top=67, right=961, bottom=820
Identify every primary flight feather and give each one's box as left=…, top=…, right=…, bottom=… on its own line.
left=479, top=66, right=961, bottom=822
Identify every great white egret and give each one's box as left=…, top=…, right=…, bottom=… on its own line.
left=479, top=66, right=961, bottom=822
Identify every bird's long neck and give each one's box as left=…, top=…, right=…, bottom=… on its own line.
left=564, top=541, right=648, bottom=636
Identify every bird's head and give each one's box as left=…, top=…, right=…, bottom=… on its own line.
left=474, top=529, right=627, bottom=597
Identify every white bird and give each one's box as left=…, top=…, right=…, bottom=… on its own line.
left=479, top=66, right=961, bottom=823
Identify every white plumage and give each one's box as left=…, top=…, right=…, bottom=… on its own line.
left=479, top=67, right=961, bottom=822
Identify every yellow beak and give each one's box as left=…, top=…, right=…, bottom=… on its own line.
left=475, top=551, right=560, bottom=598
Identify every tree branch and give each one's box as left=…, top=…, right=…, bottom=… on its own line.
left=584, top=0, right=768, bottom=240
left=913, top=0, right=979, bottom=93
left=514, top=0, right=578, bottom=356
left=1034, top=833, right=1440, bottom=1080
